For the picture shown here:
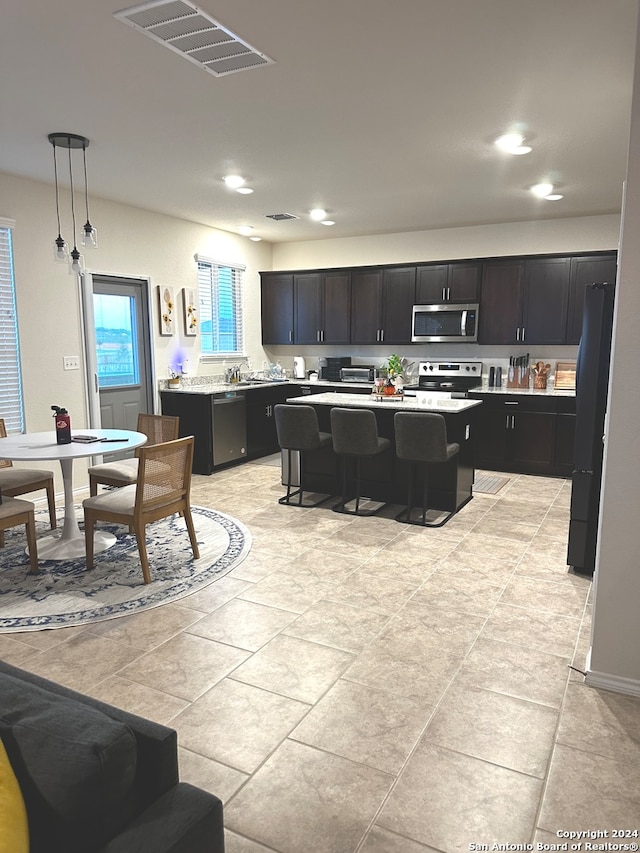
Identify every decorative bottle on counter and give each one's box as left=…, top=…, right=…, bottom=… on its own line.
left=51, top=405, right=71, bottom=444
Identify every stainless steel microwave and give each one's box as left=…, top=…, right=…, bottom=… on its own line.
left=411, top=303, right=479, bottom=343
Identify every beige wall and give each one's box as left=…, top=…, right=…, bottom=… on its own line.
left=272, top=214, right=620, bottom=270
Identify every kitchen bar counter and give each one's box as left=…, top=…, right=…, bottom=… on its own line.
left=285, top=391, right=482, bottom=515
left=288, top=391, right=481, bottom=413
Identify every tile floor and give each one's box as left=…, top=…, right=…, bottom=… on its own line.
left=3, top=460, right=640, bottom=852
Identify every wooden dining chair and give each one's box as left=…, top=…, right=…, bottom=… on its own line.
left=82, top=436, right=199, bottom=584
left=0, top=418, right=57, bottom=530
left=0, top=494, right=39, bottom=573
left=88, top=413, right=179, bottom=496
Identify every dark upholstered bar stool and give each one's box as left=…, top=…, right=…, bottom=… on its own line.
left=274, top=404, right=333, bottom=507
left=394, top=411, right=460, bottom=527
left=330, top=407, right=390, bottom=516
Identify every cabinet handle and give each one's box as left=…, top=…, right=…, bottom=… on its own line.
left=522, top=327, right=526, bottom=341
left=289, top=330, right=293, bottom=343
left=511, top=415, right=516, bottom=429
left=504, top=401, right=519, bottom=406
left=376, top=329, right=380, bottom=342
left=380, top=329, right=384, bottom=342
left=447, top=287, right=451, bottom=300
left=505, top=415, right=510, bottom=430
left=442, top=287, right=446, bottom=301
left=516, top=327, right=520, bottom=341
left=321, top=329, right=324, bottom=342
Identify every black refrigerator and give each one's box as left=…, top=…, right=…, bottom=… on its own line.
left=567, top=280, right=616, bottom=575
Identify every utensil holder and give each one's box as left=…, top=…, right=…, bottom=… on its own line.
left=533, top=373, right=548, bottom=390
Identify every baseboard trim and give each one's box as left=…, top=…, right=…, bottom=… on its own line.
left=585, top=649, right=640, bottom=696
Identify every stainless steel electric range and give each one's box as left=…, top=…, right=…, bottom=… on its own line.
left=403, top=360, right=483, bottom=397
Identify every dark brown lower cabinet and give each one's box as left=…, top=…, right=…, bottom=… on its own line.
left=469, top=393, right=575, bottom=476
left=246, top=384, right=302, bottom=459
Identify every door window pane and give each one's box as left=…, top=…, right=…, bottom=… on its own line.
left=93, top=294, right=139, bottom=387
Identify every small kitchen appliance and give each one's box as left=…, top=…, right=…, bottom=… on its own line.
left=340, top=366, right=376, bottom=383
left=293, top=356, right=306, bottom=379
left=411, top=303, right=479, bottom=342
left=403, top=361, right=483, bottom=397
left=321, top=356, right=351, bottom=381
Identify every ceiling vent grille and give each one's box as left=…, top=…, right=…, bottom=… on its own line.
left=265, top=213, right=299, bottom=221
left=114, top=0, right=274, bottom=77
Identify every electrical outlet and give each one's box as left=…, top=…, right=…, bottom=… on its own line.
left=63, top=356, right=80, bottom=371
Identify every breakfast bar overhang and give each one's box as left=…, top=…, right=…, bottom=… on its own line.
left=285, top=392, right=482, bottom=514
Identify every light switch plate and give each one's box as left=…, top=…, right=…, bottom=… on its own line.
left=63, top=356, right=80, bottom=370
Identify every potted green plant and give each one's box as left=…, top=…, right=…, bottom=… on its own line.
left=380, top=354, right=404, bottom=395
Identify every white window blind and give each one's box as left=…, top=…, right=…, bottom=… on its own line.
left=196, top=257, right=245, bottom=356
left=0, top=221, right=24, bottom=434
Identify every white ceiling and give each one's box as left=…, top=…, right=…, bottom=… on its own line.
left=1, top=0, right=638, bottom=244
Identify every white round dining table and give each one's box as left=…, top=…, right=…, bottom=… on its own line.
left=0, top=428, right=147, bottom=561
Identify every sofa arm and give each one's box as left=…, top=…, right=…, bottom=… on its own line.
left=98, top=783, right=224, bottom=853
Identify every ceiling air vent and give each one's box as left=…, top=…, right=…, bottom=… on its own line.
left=265, top=213, right=299, bottom=221
left=114, top=0, right=274, bottom=77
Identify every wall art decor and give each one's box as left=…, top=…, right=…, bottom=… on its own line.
left=183, top=287, right=198, bottom=336
left=158, top=286, right=175, bottom=336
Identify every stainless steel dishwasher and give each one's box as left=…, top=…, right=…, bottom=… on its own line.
left=212, top=391, right=247, bottom=466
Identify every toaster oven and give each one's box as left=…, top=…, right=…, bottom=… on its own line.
left=340, top=366, right=375, bottom=383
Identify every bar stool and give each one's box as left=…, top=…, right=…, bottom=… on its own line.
left=330, top=407, right=390, bottom=516
left=274, top=404, right=333, bottom=507
left=394, top=411, right=459, bottom=527
left=0, top=495, right=39, bottom=573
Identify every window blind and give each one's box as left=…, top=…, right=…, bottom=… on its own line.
left=196, top=257, right=245, bottom=355
left=0, top=222, right=24, bottom=434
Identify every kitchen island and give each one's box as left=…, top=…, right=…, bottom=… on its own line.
left=287, top=392, right=482, bottom=515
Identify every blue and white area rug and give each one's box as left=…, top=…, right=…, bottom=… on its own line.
left=0, top=506, right=251, bottom=633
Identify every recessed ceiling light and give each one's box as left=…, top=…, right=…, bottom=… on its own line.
left=309, top=208, right=327, bottom=221
left=249, top=236, right=262, bottom=241
left=545, top=194, right=563, bottom=201
left=495, top=133, right=532, bottom=155
left=223, top=175, right=246, bottom=189
left=530, top=182, right=554, bottom=198
left=320, top=220, right=335, bottom=226
left=236, top=187, right=254, bottom=195
left=238, top=225, right=253, bottom=236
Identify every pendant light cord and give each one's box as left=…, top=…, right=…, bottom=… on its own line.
left=82, top=142, right=91, bottom=226
left=53, top=144, right=63, bottom=237
left=67, top=139, right=77, bottom=249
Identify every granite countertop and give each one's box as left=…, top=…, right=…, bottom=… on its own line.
left=287, top=391, right=482, bottom=413
left=160, top=378, right=575, bottom=398
left=160, top=379, right=373, bottom=394
left=470, top=384, right=575, bottom=398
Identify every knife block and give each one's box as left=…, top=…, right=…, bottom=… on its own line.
left=507, top=367, right=530, bottom=389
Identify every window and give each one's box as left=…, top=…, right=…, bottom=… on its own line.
left=0, top=219, right=24, bottom=434
left=197, top=256, right=245, bottom=356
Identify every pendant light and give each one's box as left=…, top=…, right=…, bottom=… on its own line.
left=48, top=133, right=97, bottom=274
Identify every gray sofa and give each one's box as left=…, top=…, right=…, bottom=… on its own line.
left=0, top=660, right=224, bottom=853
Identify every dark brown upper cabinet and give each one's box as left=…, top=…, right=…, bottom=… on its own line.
left=566, top=254, right=617, bottom=345
left=351, top=266, right=415, bottom=345
left=478, top=260, right=525, bottom=345
left=522, top=257, right=571, bottom=345
left=294, top=271, right=351, bottom=345
left=479, top=256, right=571, bottom=345
left=416, top=262, right=481, bottom=303
left=261, top=273, right=294, bottom=344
